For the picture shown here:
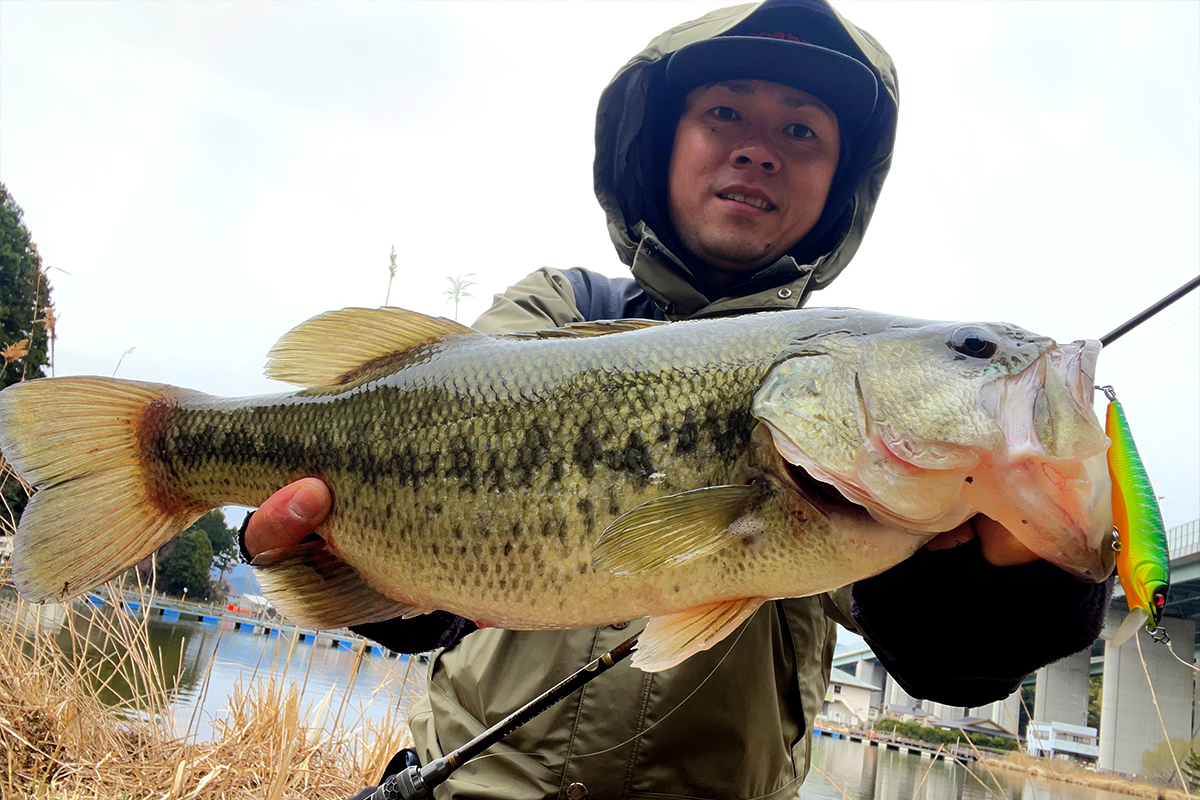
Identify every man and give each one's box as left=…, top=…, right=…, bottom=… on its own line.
left=244, top=2, right=1111, bottom=797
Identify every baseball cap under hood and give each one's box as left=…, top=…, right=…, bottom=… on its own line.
left=594, top=0, right=899, bottom=301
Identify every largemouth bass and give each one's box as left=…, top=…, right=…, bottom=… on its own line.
left=0, top=306, right=1114, bottom=670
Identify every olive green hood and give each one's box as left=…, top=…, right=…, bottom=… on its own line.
left=593, top=0, right=899, bottom=318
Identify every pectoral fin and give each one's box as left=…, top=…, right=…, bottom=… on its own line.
left=591, top=485, right=763, bottom=575
left=632, top=597, right=765, bottom=672
left=252, top=541, right=422, bottom=628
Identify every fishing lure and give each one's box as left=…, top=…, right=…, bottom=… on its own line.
left=1101, top=385, right=1171, bottom=648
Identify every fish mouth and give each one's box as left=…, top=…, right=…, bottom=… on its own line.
left=963, top=339, right=1114, bottom=581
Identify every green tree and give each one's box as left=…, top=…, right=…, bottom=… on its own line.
left=0, top=183, right=56, bottom=530
left=1183, top=744, right=1200, bottom=791
left=0, top=183, right=55, bottom=387
left=189, top=509, right=239, bottom=580
left=1140, top=738, right=1191, bottom=789
left=1087, top=674, right=1102, bottom=730
left=157, top=528, right=214, bottom=600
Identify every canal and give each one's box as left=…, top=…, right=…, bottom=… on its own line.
left=5, top=596, right=1155, bottom=798
left=802, top=734, right=1144, bottom=800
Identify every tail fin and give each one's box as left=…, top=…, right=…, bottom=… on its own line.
left=0, top=377, right=202, bottom=603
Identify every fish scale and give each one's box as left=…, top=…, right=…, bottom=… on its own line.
left=0, top=305, right=1115, bottom=670
left=146, top=321, right=776, bottom=628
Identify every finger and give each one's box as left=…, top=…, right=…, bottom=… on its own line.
left=975, top=514, right=1041, bottom=566
left=244, top=478, right=332, bottom=558
left=923, top=520, right=977, bottom=551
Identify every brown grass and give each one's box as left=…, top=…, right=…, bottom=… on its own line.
left=0, top=562, right=420, bottom=799
left=982, top=754, right=1190, bottom=799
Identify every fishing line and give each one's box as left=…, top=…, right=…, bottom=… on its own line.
left=572, top=617, right=752, bottom=761
left=1098, top=306, right=1198, bottom=370
left=1162, top=637, right=1200, bottom=674
left=1135, top=629, right=1190, bottom=796
left=1099, top=274, right=1200, bottom=347
left=441, top=617, right=754, bottom=769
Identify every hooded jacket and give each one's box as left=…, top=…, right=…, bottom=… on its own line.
left=389, top=3, right=1112, bottom=798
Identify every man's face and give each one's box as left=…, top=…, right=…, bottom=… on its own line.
left=667, top=80, right=841, bottom=292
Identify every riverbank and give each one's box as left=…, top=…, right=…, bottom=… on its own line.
left=1, top=588, right=417, bottom=799
left=981, top=755, right=1189, bottom=799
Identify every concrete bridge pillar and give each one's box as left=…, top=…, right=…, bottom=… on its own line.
left=1033, top=648, right=1090, bottom=727
left=1098, top=611, right=1195, bottom=775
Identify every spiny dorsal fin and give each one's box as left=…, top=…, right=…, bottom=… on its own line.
left=505, top=318, right=665, bottom=340
left=265, top=307, right=476, bottom=387
left=591, top=484, right=764, bottom=575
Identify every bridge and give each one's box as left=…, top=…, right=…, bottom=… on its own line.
left=832, top=518, right=1200, bottom=777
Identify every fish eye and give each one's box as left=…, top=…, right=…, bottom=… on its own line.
left=949, top=326, right=999, bottom=360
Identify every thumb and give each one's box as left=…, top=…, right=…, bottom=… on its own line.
left=244, top=478, right=332, bottom=557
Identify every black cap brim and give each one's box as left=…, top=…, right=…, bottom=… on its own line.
left=665, top=36, right=878, bottom=137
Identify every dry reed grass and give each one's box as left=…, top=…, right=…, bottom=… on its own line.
left=983, top=755, right=1190, bottom=799
left=0, top=449, right=422, bottom=799
left=0, top=570, right=420, bottom=799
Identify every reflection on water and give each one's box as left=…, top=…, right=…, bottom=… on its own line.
left=801, top=735, right=1142, bottom=800
left=3, top=595, right=1161, bottom=798
left=5, top=594, right=425, bottom=742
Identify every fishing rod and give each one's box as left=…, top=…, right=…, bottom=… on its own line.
left=370, top=276, right=1199, bottom=799
left=1099, top=274, right=1200, bottom=347
left=373, top=631, right=641, bottom=800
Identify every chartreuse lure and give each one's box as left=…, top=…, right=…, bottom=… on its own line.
left=1102, top=386, right=1170, bottom=649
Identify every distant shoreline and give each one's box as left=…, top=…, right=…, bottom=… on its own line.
left=981, top=757, right=1187, bottom=799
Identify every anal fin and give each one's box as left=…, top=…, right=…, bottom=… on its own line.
left=252, top=541, right=421, bottom=628
left=632, top=597, right=765, bottom=672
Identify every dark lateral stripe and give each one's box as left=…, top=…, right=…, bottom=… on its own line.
left=159, top=381, right=757, bottom=493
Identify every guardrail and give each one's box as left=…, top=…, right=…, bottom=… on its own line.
left=1168, top=519, right=1200, bottom=561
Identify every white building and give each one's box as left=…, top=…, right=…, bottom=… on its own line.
left=1026, top=721, right=1100, bottom=764
left=820, top=668, right=877, bottom=728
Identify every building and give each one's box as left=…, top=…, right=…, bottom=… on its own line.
left=1026, top=721, right=1100, bottom=764
left=819, top=667, right=878, bottom=728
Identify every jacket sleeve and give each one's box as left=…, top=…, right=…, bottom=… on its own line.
left=343, top=269, right=582, bottom=651
left=471, top=267, right=584, bottom=333
left=848, top=539, right=1114, bottom=706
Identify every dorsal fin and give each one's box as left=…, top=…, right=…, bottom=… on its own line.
left=265, top=307, right=476, bottom=387
left=504, top=318, right=665, bottom=340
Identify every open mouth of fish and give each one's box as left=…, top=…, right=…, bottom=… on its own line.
left=755, top=339, right=1115, bottom=582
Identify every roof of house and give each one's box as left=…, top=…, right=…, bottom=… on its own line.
left=829, top=667, right=878, bottom=691
left=935, top=716, right=1018, bottom=739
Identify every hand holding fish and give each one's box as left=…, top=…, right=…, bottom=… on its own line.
left=243, top=478, right=331, bottom=557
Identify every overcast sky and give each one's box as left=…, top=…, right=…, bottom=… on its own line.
left=2, top=2, right=1197, bottom=545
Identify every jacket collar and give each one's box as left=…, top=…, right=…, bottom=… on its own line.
left=630, top=225, right=815, bottom=320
